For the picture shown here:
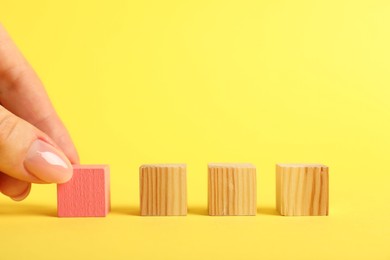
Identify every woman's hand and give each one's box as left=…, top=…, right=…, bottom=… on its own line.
left=0, top=24, right=79, bottom=201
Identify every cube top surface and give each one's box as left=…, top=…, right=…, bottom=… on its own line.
left=72, top=164, right=109, bottom=170
left=208, top=163, right=255, bottom=168
left=277, top=163, right=328, bottom=168
left=140, top=164, right=186, bottom=169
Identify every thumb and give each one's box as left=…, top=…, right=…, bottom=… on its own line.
left=0, top=106, right=73, bottom=183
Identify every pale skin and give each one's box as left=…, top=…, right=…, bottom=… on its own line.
left=0, top=23, right=79, bottom=201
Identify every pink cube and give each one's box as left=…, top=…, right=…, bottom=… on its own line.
left=57, top=165, right=110, bottom=217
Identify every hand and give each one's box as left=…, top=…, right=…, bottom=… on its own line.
left=0, top=24, right=79, bottom=201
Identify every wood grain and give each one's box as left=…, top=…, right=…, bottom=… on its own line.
left=276, top=164, right=328, bottom=216
left=139, top=164, right=187, bottom=216
left=57, top=165, right=110, bottom=217
left=208, top=163, right=256, bottom=216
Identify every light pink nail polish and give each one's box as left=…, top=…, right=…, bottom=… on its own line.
left=24, top=140, right=73, bottom=183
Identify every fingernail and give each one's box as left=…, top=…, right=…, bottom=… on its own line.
left=24, top=140, right=73, bottom=183
left=11, top=185, right=31, bottom=202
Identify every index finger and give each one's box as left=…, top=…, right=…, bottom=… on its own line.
left=0, top=23, right=79, bottom=164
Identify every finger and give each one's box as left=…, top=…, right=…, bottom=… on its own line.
left=0, top=105, right=73, bottom=183
left=0, top=173, right=31, bottom=201
left=32, top=113, right=80, bottom=164
left=0, top=23, right=79, bottom=164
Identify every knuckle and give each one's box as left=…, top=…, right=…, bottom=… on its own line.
left=0, top=110, right=19, bottom=147
left=0, top=63, right=29, bottom=92
left=9, top=66, right=28, bottom=88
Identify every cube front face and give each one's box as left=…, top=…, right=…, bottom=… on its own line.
left=208, top=163, right=257, bottom=216
left=139, top=164, right=187, bottom=216
left=276, top=164, right=328, bottom=216
left=57, top=165, right=110, bottom=217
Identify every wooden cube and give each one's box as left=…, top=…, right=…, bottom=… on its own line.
left=276, top=164, right=329, bottom=216
left=139, top=164, right=187, bottom=216
left=208, top=163, right=256, bottom=216
left=57, top=165, right=110, bottom=217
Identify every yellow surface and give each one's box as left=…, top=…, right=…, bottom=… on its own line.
left=0, top=1, right=389, bottom=259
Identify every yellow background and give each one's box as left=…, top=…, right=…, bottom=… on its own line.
left=0, top=0, right=389, bottom=259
